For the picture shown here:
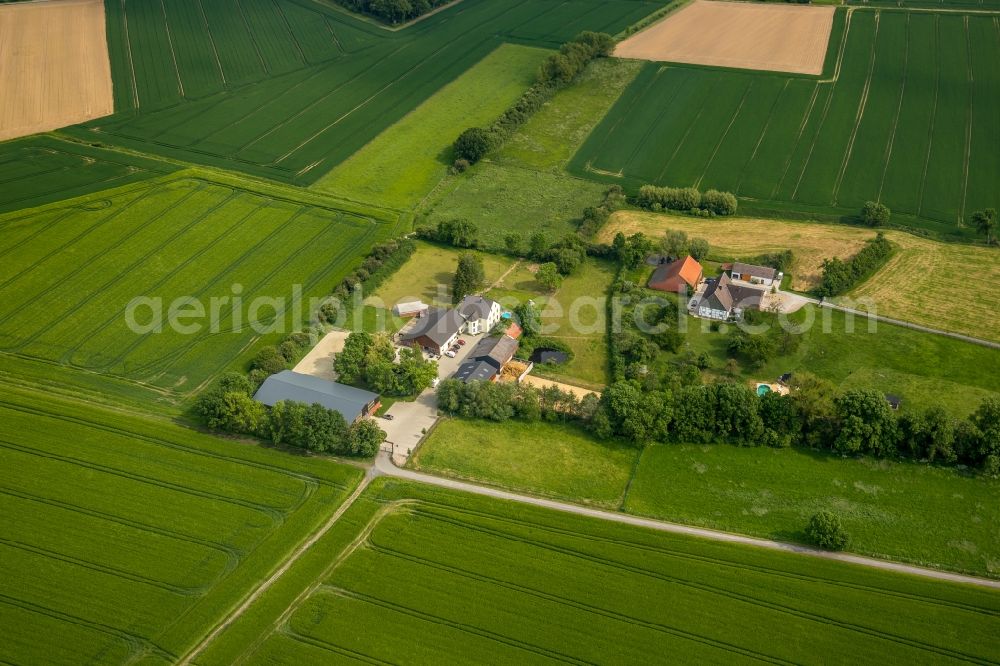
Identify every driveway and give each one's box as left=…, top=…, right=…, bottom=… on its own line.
left=292, top=329, right=350, bottom=380
left=379, top=389, right=439, bottom=464
left=380, top=331, right=486, bottom=464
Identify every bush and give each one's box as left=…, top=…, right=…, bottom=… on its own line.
left=806, top=511, right=850, bottom=550
left=702, top=189, right=738, bottom=216
left=451, top=158, right=470, bottom=174
left=818, top=232, right=893, bottom=297
left=251, top=346, right=287, bottom=375
left=453, top=127, right=493, bottom=163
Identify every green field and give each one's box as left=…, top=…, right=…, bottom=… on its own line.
left=571, top=7, right=1000, bottom=238
left=312, top=44, right=549, bottom=209
left=411, top=418, right=638, bottom=507
left=196, top=480, right=1000, bottom=664
left=0, top=382, right=363, bottom=665
left=0, top=137, right=176, bottom=214
left=0, top=171, right=398, bottom=399
left=409, top=417, right=1000, bottom=578
left=71, top=0, right=662, bottom=184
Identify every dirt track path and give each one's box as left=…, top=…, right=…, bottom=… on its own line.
left=374, top=452, right=1000, bottom=590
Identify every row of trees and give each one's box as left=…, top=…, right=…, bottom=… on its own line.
left=335, top=331, right=438, bottom=396
left=661, top=228, right=710, bottom=262
left=818, top=232, right=894, bottom=296
left=333, top=0, right=447, bottom=24
left=637, top=185, right=738, bottom=216
left=453, top=32, right=614, bottom=165
left=195, top=373, right=384, bottom=457
left=862, top=201, right=998, bottom=248
left=440, top=367, right=1000, bottom=474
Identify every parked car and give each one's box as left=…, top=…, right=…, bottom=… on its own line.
left=457, top=339, right=467, bottom=346
left=382, top=413, right=394, bottom=421
left=445, top=350, right=457, bottom=358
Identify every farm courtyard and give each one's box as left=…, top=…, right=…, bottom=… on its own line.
left=0, top=0, right=998, bottom=663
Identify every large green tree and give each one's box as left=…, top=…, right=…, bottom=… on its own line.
left=971, top=208, right=996, bottom=245
left=452, top=252, right=485, bottom=304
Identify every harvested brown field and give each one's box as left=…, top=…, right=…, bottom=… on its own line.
left=601, top=211, right=1000, bottom=342
left=0, top=0, right=113, bottom=141
left=601, top=211, right=871, bottom=290
left=615, top=0, right=835, bottom=76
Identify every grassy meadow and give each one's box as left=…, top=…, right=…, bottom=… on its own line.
left=0, top=382, right=362, bottom=665
left=312, top=44, right=549, bottom=209
left=626, top=444, right=1000, bottom=578
left=0, top=172, right=397, bottom=399
left=572, top=8, right=1000, bottom=238
left=370, top=240, right=515, bottom=308
left=410, top=418, right=638, bottom=507
left=197, top=480, right=1000, bottom=664
left=421, top=162, right=606, bottom=249
left=410, top=416, right=1000, bottom=577
left=602, top=210, right=1000, bottom=341
left=497, top=57, right=645, bottom=171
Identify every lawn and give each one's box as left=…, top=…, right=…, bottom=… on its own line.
left=0, top=382, right=363, bottom=665
left=570, top=8, right=1000, bottom=239
left=625, top=443, right=1000, bottom=578
left=497, top=57, right=645, bottom=171
left=420, top=162, right=607, bottom=250
left=196, top=480, right=1000, bottom=665
left=410, top=417, right=638, bottom=507
left=601, top=209, right=1000, bottom=341
left=369, top=240, right=515, bottom=309
left=643, top=302, right=1000, bottom=417
left=532, top=258, right=616, bottom=387
left=311, top=44, right=550, bottom=209
left=0, top=171, right=397, bottom=400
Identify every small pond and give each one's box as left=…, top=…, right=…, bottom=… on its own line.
left=530, top=348, right=569, bottom=364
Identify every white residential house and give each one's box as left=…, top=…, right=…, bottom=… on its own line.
left=457, top=295, right=501, bottom=335
left=695, top=274, right=763, bottom=321
left=731, top=262, right=783, bottom=288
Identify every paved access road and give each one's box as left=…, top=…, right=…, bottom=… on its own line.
left=373, top=452, right=1000, bottom=590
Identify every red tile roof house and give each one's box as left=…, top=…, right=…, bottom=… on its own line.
left=648, top=256, right=704, bottom=293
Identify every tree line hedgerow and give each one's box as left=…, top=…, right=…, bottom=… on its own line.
left=818, top=232, right=894, bottom=297
left=438, top=372, right=1000, bottom=475
left=637, top=185, right=738, bottom=217
left=332, top=0, right=450, bottom=24
left=195, top=372, right=384, bottom=457
left=453, top=32, right=615, bottom=165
